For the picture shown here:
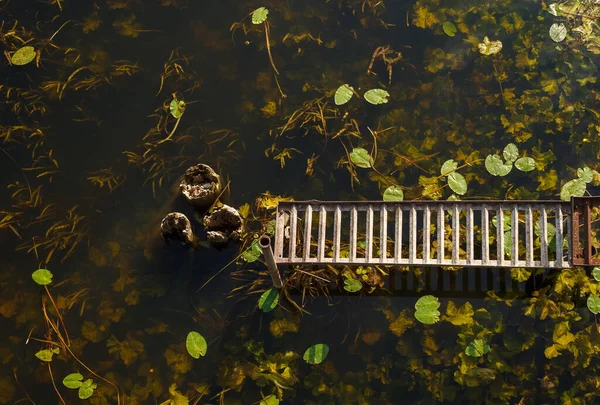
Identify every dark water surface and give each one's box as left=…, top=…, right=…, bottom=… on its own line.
left=2, top=0, right=600, bottom=404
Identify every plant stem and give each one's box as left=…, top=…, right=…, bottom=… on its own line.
left=264, top=22, right=279, bottom=75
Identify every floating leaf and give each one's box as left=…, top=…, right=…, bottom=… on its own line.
left=465, top=338, right=490, bottom=357
left=334, top=84, right=354, bottom=105
left=63, top=373, right=84, bottom=389
left=241, top=240, right=262, bottom=262
left=485, top=155, right=512, bottom=176
left=478, top=37, right=502, bottom=55
left=414, top=295, right=441, bottom=324
left=11, top=46, right=36, bottom=66
left=548, top=3, right=560, bottom=16
left=560, top=178, right=586, bottom=201
left=577, top=167, right=594, bottom=183
left=260, top=395, right=280, bottom=405
left=35, top=348, right=59, bottom=362
left=549, top=23, right=567, bottom=43
left=169, top=98, right=186, bottom=119
left=442, top=22, right=457, bottom=37
left=447, top=172, right=467, bottom=195
left=440, top=159, right=458, bottom=176
left=503, top=143, right=519, bottom=163
left=303, top=343, right=329, bottom=364
left=252, top=7, right=269, bottom=24
left=343, top=278, right=363, bottom=292
left=383, top=185, right=404, bottom=201
left=515, top=157, right=536, bottom=172
left=258, top=288, right=279, bottom=312
left=78, top=379, right=97, bottom=400
left=363, top=89, right=390, bottom=105
left=349, top=148, right=373, bottom=168
left=593, top=267, right=600, bottom=281
left=186, top=331, right=207, bottom=358
left=32, top=269, right=53, bottom=285
left=587, top=294, right=600, bottom=314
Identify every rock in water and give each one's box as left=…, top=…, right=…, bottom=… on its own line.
left=160, top=212, right=195, bottom=247
left=203, top=205, right=243, bottom=247
left=180, top=164, right=221, bottom=209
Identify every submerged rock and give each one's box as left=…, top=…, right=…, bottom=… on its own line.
left=180, top=164, right=221, bottom=209
left=203, top=205, right=243, bottom=247
left=160, top=212, right=195, bottom=247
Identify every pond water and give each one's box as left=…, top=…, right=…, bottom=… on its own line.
left=2, top=0, right=600, bottom=404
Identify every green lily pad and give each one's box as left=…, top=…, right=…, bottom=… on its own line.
left=186, top=331, right=207, bottom=358
left=503, top=144, right=519, bottom=163
left=415, top=311, right=440, bottom=324
left=415, top=295, right=440, bottom=312
left=515, top=157, right=536, bottom=172
left=78, top=379, right=97, bottom=400
left=383, top=185, right=404, bottom=201
left=260, top=395, right=280, bottom=405
left=364, top=89, right=390, bottom=105
left=485, top=154, right=512, bottom=176
left=343, top=278, right=363, bottom=292
left=334, top=84, right=354, bottom=105
left=593, top=267, right=600, bottom=281
left=587, top=294, right=600, bottom=314
left=258, top=288, right=279, bottom=312
left=560, top=178, right=586, bottom=201
left=549, top=23, right=567, bottom=43
left=303, top=343, right=329, bottom=364
left=442, top=22, right=457, bottom=37
left=447, top=172, right=467, bottom=195
left=35, top=347, right=59, bottom=362
left=169, top=98, right=186, bottom=119
left=63, top=373, right=84, bottom=389
left=440, top=159, right=458, bottom=176
left=252, top=7, right=269, bottom=24
left=349, top=147, right=373, bottom=168
left=577, top=167, right=594, bottom=183
left=32, top=269, right=53, bottom=285
left=465, top=338, right=490, bottom=357
left=11, top=46, right=36, bottom=66
left=241, top=240, right=262, bottom=262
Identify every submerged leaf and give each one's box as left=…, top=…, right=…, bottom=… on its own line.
left=334, top=84, right=354, bottom=105
left=343, top=278, right=363, bottom=292
left=303, top=343, right=329, bottom=364
left=447, top=172, right=467, bottom=195
left=349, top=148, right=373, bottom=168
left=587, top=294, right=600, bottom=314
left=465, top=339, right=490, bottom=357
left=11, top=46, right=36, bottom=66
left=383, top=185, right=404, bottom=201
left=258, top=288, right=279, bottom=312
left=32, top=269, right=53, bottom=285
left=186, top=331, right=207, bottom=358
left=549, top=23, right=567, bottom=42
left=443, top=301, right=474, bottom=325
left=478, top=37, right=502, bottom=55
left=364, top=89, right=390, bottom=105
left=485, top=154, right=512, bottom=176
left=442, top=22, right=457, bottom=37
left=252, top=7, right=269, bottom=24
left=560, top=179, right=586, bottom=201
left=515, top=157, right=536, bottom=172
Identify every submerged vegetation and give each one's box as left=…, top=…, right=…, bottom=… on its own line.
left=2, top=0, right=600, bottom=404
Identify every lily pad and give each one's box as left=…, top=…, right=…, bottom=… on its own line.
left=515, top=157, right=536, bottom=172
left=32, top=269, right=53, bottom=285
left=478, top=37, right=502, bottom=55
left=343, top=278, right=363, bottom=292
left=35, top=347, right=59, bottom=362
left=440, top=159, right=458, bottom=176
left=186, top=331, right=207, bottom=358
left=447, top=172, right=467, bottom=195
left=169, top=98, right=186, bottom=119
left=593, top=267, right=600, bottom=281
left=442, top=22, right=457, bottom=37
left=252, top=7, right=269, bottom=24
left=587, top=294, right=600, bottom=314
left=465, top=338, right=490, bottom=357
left=485, top=154, right=512, bottom=176
left=334, top=84, right=354, bottom=105
left=11, top=46, right=36, bottom=66
left=303, top=343, right=329, bottom=364
left=383, top=185, right=404, bottom=201
left=363, top=89, right=390, bottom=105
left=414, top=295, right=441, bottom=324
left=560, top=178, right=586, bottom=201
left=549, top=23, right=567, bottom=43
left=503, top=143, right=519, bottom=163
left=258, top=288, right=279, bottom=312
left=577, top=167, right=594, bottom=183
left=78, top=379, right=97, bottom=400
left=260, top=395, right=280, bottom=405
left=349, top=148, right=373, bottom=168
left=63, top=373, right=84, bottom=389
left=241, top=240, right=262, bottom=262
